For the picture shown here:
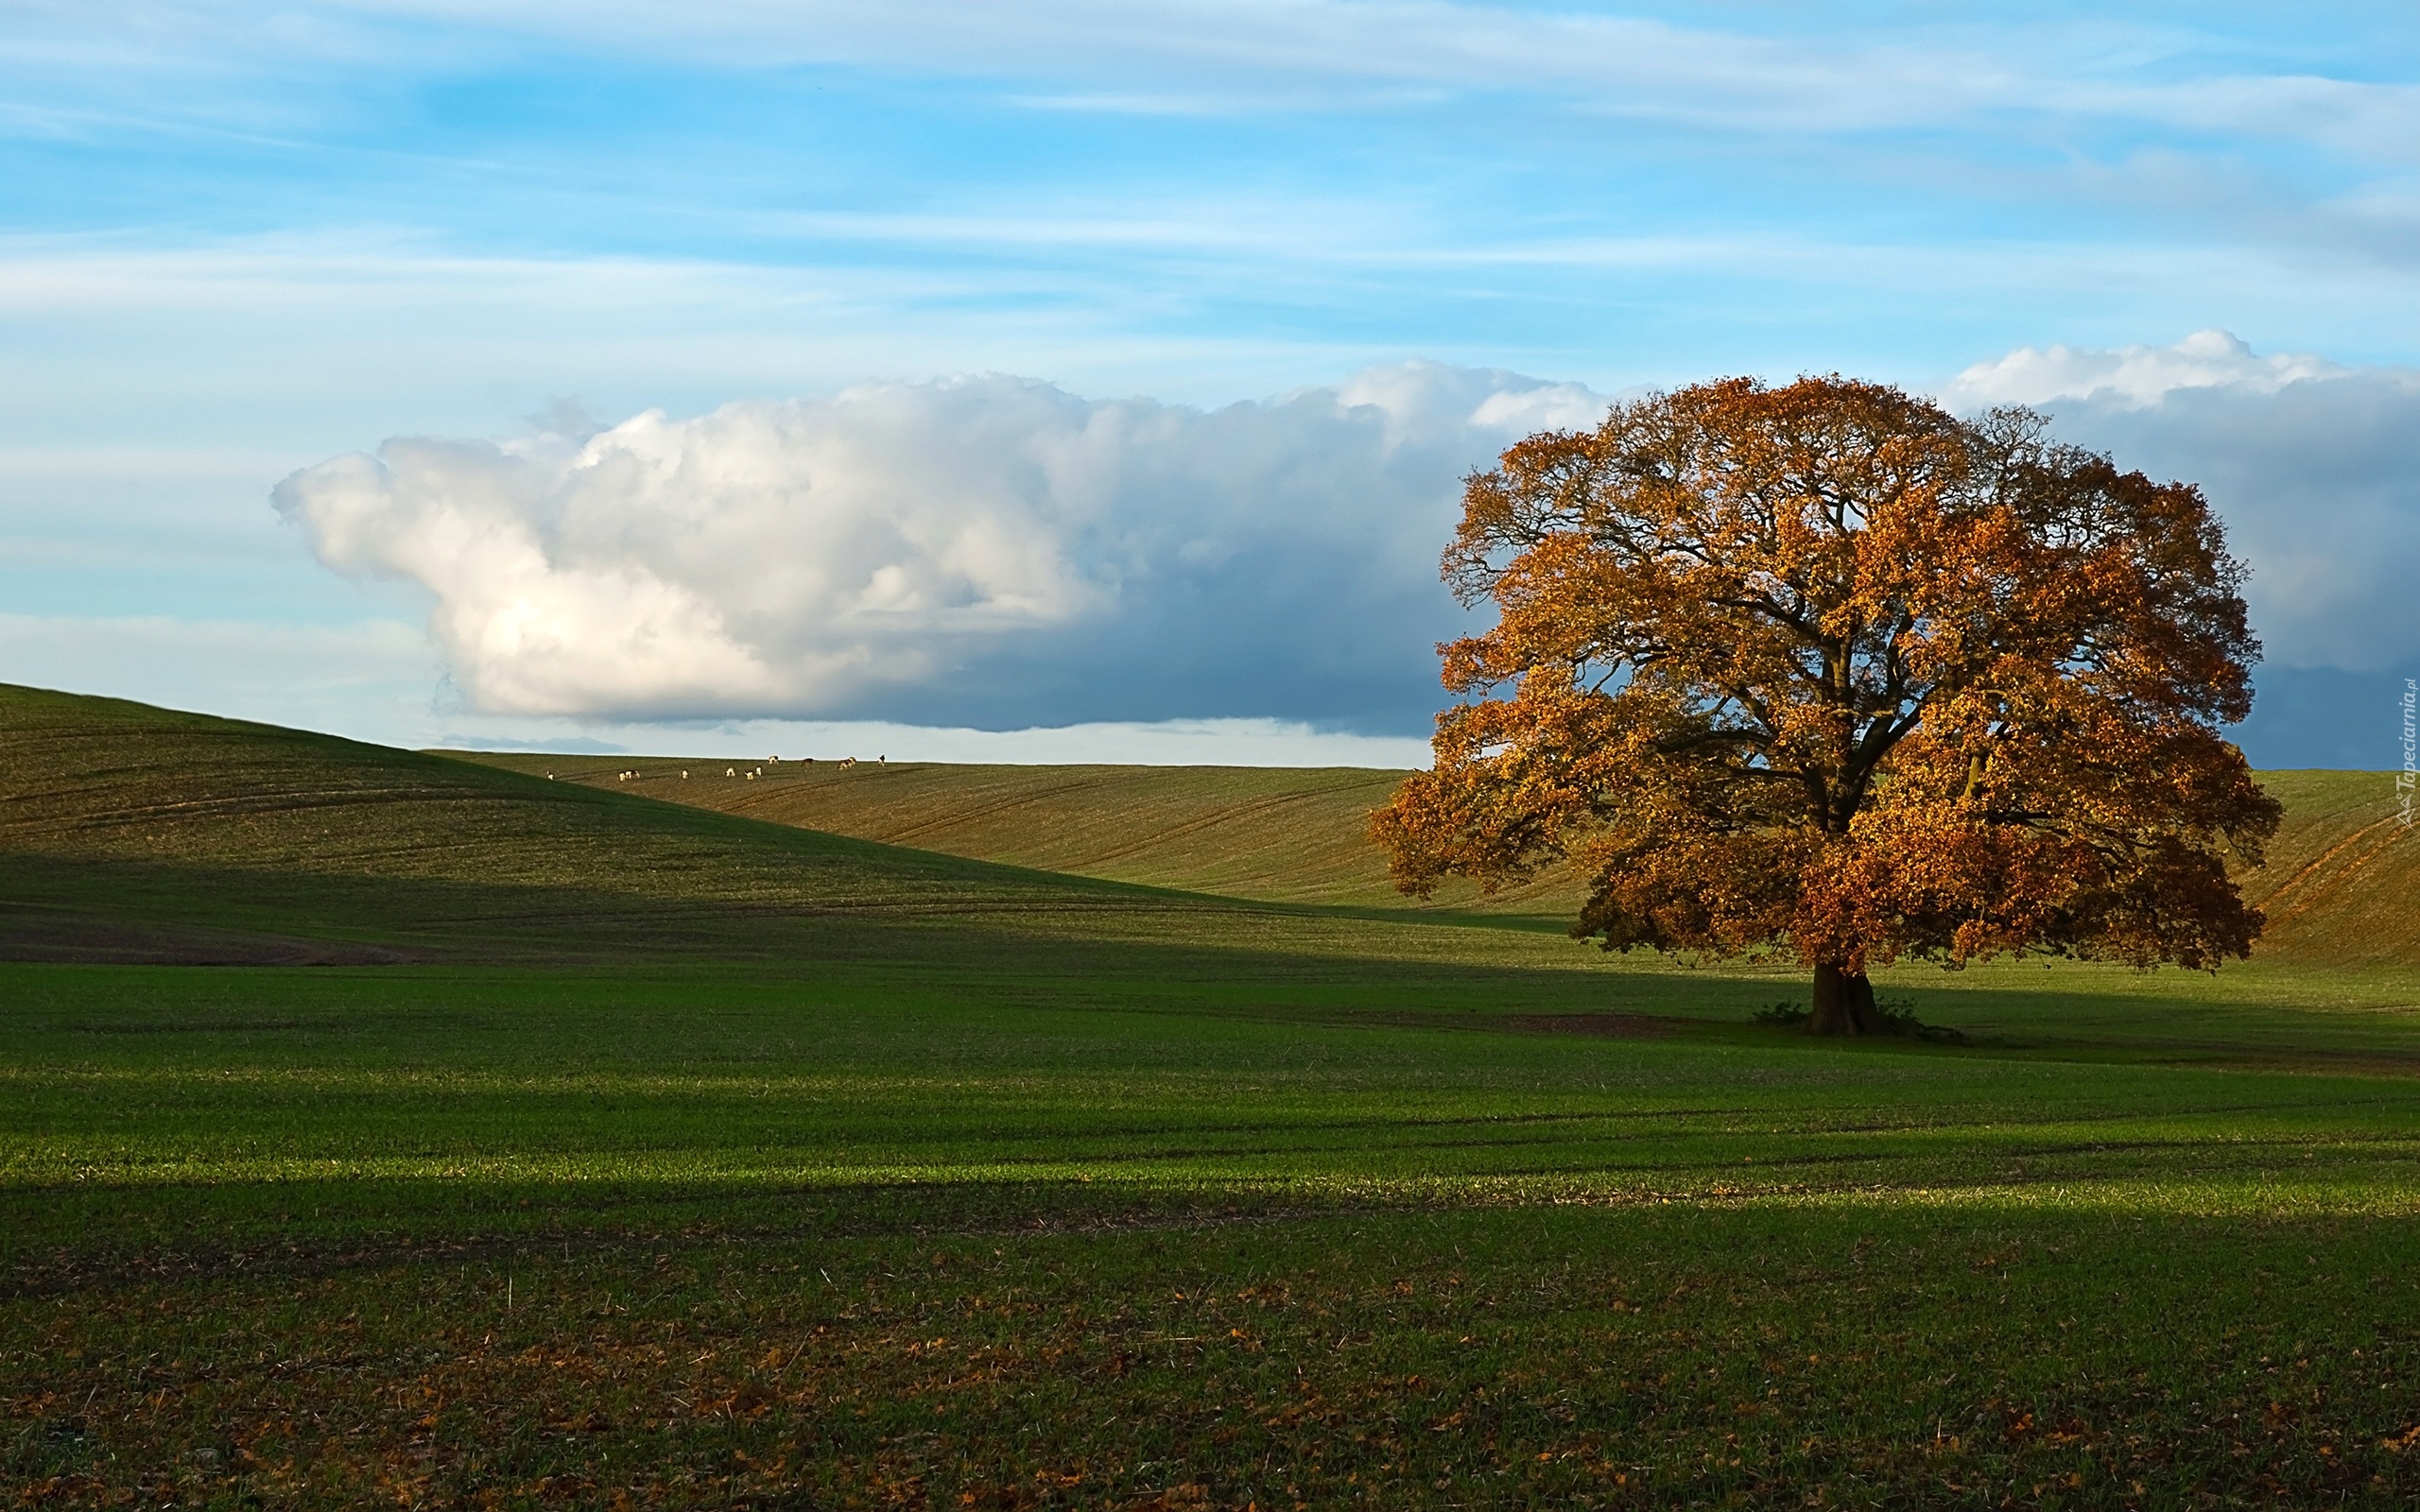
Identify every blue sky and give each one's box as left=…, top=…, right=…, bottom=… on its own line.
left=3, top=2, right=2416, bottom=765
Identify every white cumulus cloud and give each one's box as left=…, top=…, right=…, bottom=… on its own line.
left=275, top=362, right=1613, bottom=727
left=274, top=337, right=2419, bottom=749
left=1943, top=328, right=2347, bottom=410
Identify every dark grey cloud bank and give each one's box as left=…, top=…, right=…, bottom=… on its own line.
left=280, top=340, right=2417, bottom=767
left=1946, top=332, right=2420, bottom=769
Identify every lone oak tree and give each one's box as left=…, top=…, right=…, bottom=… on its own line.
left=1374, top=375, right=2281, bottom=1035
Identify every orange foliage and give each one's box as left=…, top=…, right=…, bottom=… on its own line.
left=1374, top=376, right=2280, bottom=1028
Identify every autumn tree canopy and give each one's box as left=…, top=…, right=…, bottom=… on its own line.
left=1373, top=375, right=2281, bottom=1034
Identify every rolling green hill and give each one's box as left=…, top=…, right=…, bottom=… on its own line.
left=2235, top=769, right=2420, bottom=964
left=463, top=749, right=2420, bottom=965
left=0, top=684, right=1196, bottom=967
left=4, top=679, right=2412, bottom=971
left=461, top=753, right=1578, bottom=917
left=0, top=684, right=1626, bottom=984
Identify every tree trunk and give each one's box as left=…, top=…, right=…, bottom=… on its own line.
left=1808, top=962, right=1884, bottom=1036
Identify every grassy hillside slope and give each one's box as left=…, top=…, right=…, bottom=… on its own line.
left=0, top=684, right=1645, bottom=990
left=2237, top=769, right=2420, bottom=964
left=0, top=684, right=1204, bottom=966
left=469, top=751, right=2420, bottom=964
left=464, top=754, right=1580, bottom=917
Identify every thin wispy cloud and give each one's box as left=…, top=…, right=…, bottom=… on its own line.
left=35, top=1, right=2415, bottom=148
left=1, top=3, right=2411, bottom=765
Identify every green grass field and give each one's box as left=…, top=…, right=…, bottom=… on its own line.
left=7, top=683, right=2420, bottom=1508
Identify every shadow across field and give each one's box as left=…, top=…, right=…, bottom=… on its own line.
left=13, top=849, right=2420, bottom=1060
left=0, top=899, right=422, bottom=966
